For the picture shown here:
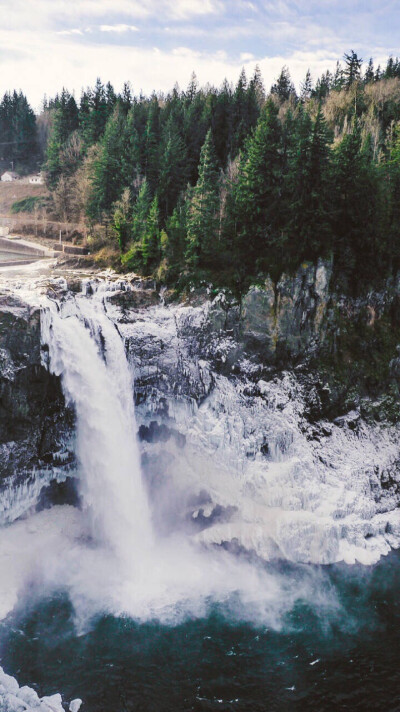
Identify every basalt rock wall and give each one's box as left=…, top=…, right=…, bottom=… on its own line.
left=0, top=294, right=74, bottom=487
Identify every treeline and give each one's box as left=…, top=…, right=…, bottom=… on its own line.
left=0, top=92, right=37, bottom=169
left=4, top=51, right=400, bottom=293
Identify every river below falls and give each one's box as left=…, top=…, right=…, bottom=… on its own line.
left=1, top=549, right=400, bottom=712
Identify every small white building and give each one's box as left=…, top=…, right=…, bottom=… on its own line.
left=1, top=171, right=20, bottom=182
left=29, top=173, right=44, bottom=185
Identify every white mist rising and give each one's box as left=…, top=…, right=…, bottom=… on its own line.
left=0, top=283, right=344, bottom=630
left=41, top=293, right=153, bottom=562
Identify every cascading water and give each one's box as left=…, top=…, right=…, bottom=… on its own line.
left=40, top=287, right=153, bottom=562
left=2, top=274, right=400, bottom=711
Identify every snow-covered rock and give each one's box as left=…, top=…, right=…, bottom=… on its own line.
left=0, top=666, right=82, bottom=712
left=69, top=700, right=82, bottom=712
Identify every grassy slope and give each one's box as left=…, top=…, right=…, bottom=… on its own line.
left=0, top=183, right=48, bottom=215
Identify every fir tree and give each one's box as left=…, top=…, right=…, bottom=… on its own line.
left=131, top=179, right=152, bottom=243
left=112, top=187, right=131, bottom=251
left=343, top=51, right=363, bottom=88
left=158, top=116, right=188, bottom=221
left=364, top=58, right=375, bottom=83
left=164, top=199, right=188, bottom=282
left=300, top=70, right=313, bottom=102
left=86, top=105, right=125, bottom=220
left=142, top=196, right=161, bottom=270
left=235, top=98, right=285, bottom=275
left=144, top=96, right=161, bottom=194
left=186, top=129, right=220, bottom=273
left=271, top=66, right=296, bottom=102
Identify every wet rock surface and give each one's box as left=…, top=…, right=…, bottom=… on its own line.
left=0, top=293, right=75, bottom=493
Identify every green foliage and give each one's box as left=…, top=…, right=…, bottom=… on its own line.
left=142, top=196, right=161, bottom=270
left=270, top=66, right=296, bottom=102
left=86, top=105, right=126, bottom=221
left=0, top=91, right=38, bottom=167
left=185, top=129, right=220, bottom=274
left=11, top=196, right=45, bottom=213
left=17, top=53, right=400, bottom=291
left=112, top=188, right=131, bottom=251
left=131, top=179, right=152, bottom=244
left=235, top=99, right=286, bottom=276
left=343, top=51, right=363, bottom=87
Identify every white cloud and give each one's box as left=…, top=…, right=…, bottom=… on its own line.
left=0, top=23, right=344, bottom=110
left=0, top=0, right=396, bottom=111
left=99, top=24, right=139, bottom=33
left=56, top=28, right=84, bottom=36
left=164, top=0, right=222, bottom=19
left=1, top=0, right=221, bottom=31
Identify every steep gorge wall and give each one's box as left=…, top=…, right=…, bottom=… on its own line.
left=2, top=262, right=400, bottom=536
left=0, top=294, right=74, bottom=499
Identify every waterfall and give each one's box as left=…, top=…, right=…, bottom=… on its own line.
left=40, top=287, right=153, bottom=563
left=0, top=277, right=353, bottom=629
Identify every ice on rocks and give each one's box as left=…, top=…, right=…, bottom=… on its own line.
left=0, top=672, right=19, bottom=696
left=18, top=688, right=40, bottom=707
left=69, top=700, right=82, bottom=712
left=0, top=658, right=79, bottom=712
left=40, top=694, right=64, bottom=712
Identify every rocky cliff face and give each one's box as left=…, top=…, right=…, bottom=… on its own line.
left=241, top=257, right=333, bottom=361
left=105, top=263, right=400, bottom=564
left=0, top=293, right=75, bottom=523
left=1, top=263, right=400, bottom=563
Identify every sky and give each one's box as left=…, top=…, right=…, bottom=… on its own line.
left=0, top=0, right=398, bottom=110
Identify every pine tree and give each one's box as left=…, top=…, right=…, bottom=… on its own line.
left=186, top=129, right=220, bottom=273
left=210, top=79, right=232, bottom=166
left=86, top=105, right=126, bottom=220
left=246, top=66, right=264, bottom=134
left=235, top=98, right=285, bottom=275
left=80, top=79, right=109, bottom=149
left=287, top=105, right=333, bottom=257
left=144, top=96, right=160, bottom=194
left=333, top=118, right=379, bottom=286
left=120, top=107, right=141, bottom=191
left=183, top=82, right=209, bottom=184
left=112, top=187, right=131, bottom=250
left=332, top=62, right=344, bottom=91
left=313, top=71, right=332, bottom=99
left=45, top=91, right=79, bottom=188
left=165, top=199, right=188, bottom=281
left=231, top=68, right=249, bottom=157
left=300, top=70, right=313, bottom=102
left=343, top=51, right=363, bottom=88
left=364, top=58, right=375, bottom=83
left=131, top=179, right=152, bottom=243
left=142, top=196, right=161, bottom=271
left=270, top=66, right=296, bottom=102
left=158, top=116, right=188, bottom=221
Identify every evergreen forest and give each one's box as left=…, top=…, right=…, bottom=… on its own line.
left=3, top=51, right=400, bottom=295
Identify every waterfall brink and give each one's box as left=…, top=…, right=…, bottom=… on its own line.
left=40, top=288, right=153, bottom=563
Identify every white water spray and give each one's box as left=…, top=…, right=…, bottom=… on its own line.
left=0, top=277, right=363, bottom=628
left=40, top=288, right=153, bottom=562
